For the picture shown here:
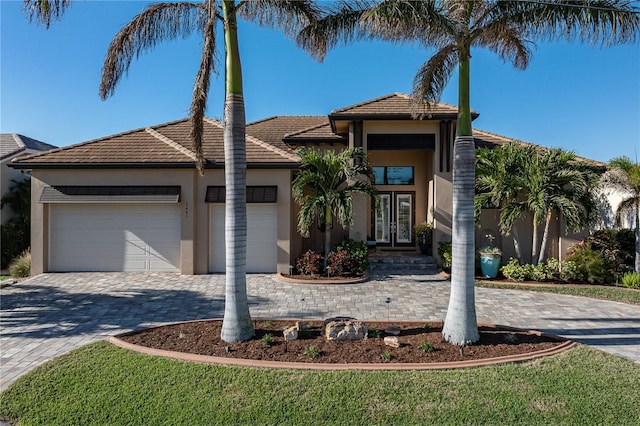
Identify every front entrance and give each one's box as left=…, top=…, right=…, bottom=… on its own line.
left=374, top=192, right=414, bottom=247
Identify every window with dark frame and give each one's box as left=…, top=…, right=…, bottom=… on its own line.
left=372, top=166, right=414, bottom=185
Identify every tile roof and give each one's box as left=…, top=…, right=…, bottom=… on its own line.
left=12, top=118, right=300, bottom=168
left=1, top=134, right=57, bottom=161
left=246, top=116, right=330, bottom=149
left=283, top=122, right=346, bottom=144
left=330, top=92, right=477, bottom=119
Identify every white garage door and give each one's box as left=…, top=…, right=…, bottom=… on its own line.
left=210, top=205, right=277, bottom=273
left=50, top=204, right=180, bottom=272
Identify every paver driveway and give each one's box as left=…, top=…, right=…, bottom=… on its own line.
left=1, top=272, right=639, bottom=390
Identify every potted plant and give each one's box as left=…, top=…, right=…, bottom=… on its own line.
left=413, top=221, right=433, bottom=255
left=478, top=246, right=502, bottom=278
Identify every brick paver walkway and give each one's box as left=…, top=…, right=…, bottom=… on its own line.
left=1, top=272, right=639, bottom=390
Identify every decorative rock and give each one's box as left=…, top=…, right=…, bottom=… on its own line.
left=296, top=321, right=308, bottom=331
left=384, top=336, right=400, bottom=348
left=283, top=326, right=298, bottom=342
left=324, top=319, right=368, bottom=341
left=385, top=325, right=401, bottom=336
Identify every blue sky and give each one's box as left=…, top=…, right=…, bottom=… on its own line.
left=1, top=1, right=639, bottom=163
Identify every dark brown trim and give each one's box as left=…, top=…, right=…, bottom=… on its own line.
left=39, top=185, right=181, bottom=203
left=206, top=185, right=278, bottom=203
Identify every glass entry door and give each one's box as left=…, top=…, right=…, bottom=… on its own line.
left=374, top=192, right=414, bottom=247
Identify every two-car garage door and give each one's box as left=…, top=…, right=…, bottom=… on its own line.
left=49, top=204, right=180, bottom=272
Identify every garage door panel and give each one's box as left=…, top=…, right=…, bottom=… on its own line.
left=210, top=205, right=277, bottom=273
left=50, top=204, right=180, bottom=272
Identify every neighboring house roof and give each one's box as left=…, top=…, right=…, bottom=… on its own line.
left=0, top=133, right=57, bottom=161
left=284, top=122, right=347, bottom=145
left=11, top=118, right=300, bottom=169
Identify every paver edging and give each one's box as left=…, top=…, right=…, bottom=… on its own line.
left=107, top=320, right=577, bottom=371
left=276, top=271, right=369, bottom=285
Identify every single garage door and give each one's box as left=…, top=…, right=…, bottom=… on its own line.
left=49, top=204, right=180, bottom=272
left=210, top=204, right=277, bottom=273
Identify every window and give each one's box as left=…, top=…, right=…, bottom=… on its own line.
left=372, top=166, right=414, bottom=185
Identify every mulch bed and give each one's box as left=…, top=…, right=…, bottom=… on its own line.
left=119, top=320, right=566, bottom=364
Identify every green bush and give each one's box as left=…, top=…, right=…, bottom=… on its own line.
left=1, top=223, right=29, bottom=269
left=501, top=258, right=528, bottom=282
left=559, top=260, right=583, bottom=282
left=334, top=239, right=368, bottom=274
left=296, top=250, right=323, bottom=276
left=566, top=244, right=614, bottom=284
left=438, top=241, right=452, bottom=272
left=546, top=258, right=561, bottom=276
left=620, top=272, right=640, bottom=289
left=9, top=250, right=30, bottom=278
left=529, top=263, right=551, bottom=282
left=584, top=229, right=635, bottom=277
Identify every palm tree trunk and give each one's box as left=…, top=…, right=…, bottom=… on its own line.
left=442, top=50, right=479, bottom=346
left=538, top=211, right=552, bottom=265
left=512, top=227, right=523, bottom=264
left=531, top=221, right=540, bottom=265
left=220, top=0, right=254, bottom=343
left=323, top=205, right=332, bottom=270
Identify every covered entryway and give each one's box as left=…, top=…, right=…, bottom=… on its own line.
left=207, top=186, right=278, bottom=273
left=49, top=204, right=180, bottom=272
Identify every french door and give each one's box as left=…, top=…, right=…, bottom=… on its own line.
left=374, top=192, right=414, bottom=247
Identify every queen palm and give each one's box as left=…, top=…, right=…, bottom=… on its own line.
left=299, top=0, right=639, bottom=345
left=292, top=147, right=377, bottom=268
left=600, top=156, right=640, bottom=272
left=24, top=0, right=321, bottom=343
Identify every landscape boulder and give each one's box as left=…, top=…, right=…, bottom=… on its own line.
left=324, top=318, right=368, bottom=341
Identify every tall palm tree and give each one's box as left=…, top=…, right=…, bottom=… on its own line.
left=292, top=147, right=377, bottom=268
left=23, top=0, right=321, bottom=343
left=600, top=156, right=640, bottom=272
left=299, top=0, right=639, bottom=345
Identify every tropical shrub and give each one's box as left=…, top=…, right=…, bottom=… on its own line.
left=9, top=250, right=30, bottom=278
left=438, top=242, right=452, bottom=272
left=334, top=239, right=368, bottom=274
left=620, top=272, right=640, bottom=289
left=326, top=250, right=357, bottom=276
left=529, top=262, right=552, bottom=282
left=1, top=223, right=28, bottom=269
left=501, top=258, right=528, bottom=282
left=566, top=244, right=614, bottom=284
left=296, top=250, right=323, bottom=276
left=559, top=260, right=583, bottom=282
left=585, top=229, right=634, bottom=276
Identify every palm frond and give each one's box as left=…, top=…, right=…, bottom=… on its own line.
left=411, top=44, right=458, bottom=110
left=493, top=0, right=640, bottom=47
left=238, top=0, right=323, bottom=37
left=23, top=0, right=70, bottom=28
left=296, top=0, right=372, bottom=62
left=100, top=2, right=209, bottom=100
left=190, top=3, right=217, bottom=175
left=474, top=24, right=532, bottom=70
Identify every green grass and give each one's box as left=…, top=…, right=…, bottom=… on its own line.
left=1, top=342, right=639, bottom=425
left=476, top=281, right=640, bottom=305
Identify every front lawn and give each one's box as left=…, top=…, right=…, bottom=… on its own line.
left=476, top=281, right=640, bottom=305
left=1, top=342, right=638, bottom=425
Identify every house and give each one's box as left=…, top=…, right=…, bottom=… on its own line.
left=1, top=134, right=57, bottom=224
left=10, top=93, right=586, bottom=275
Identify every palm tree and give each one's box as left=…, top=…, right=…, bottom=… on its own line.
left=475, top=142, right=533, bottom=263
left=600, top=156, right=640, bottom=272
left=292, top=147, right=377, bottom=268
left=299, top=0, right=639, bottom=345
left=523, top=149, right=595, bottom=264
left=23, top=0, right=321, bottom=343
